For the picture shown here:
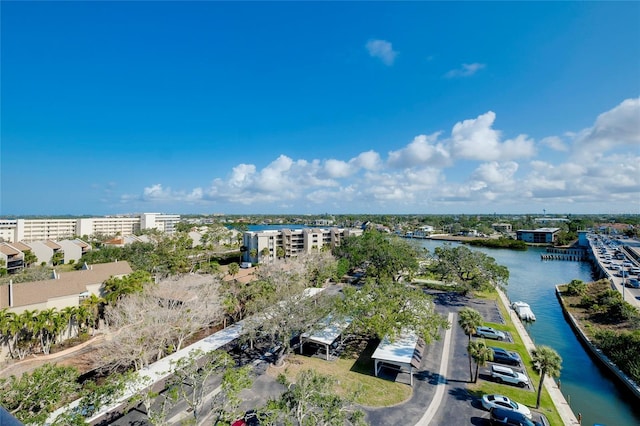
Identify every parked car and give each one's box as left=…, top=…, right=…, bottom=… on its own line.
left=490, top=364, right=529, bottom=387
left=489, top=347, right=521, bottom=366
left=627, top=278, right=640, bottom=289
left=490, top=407, right=541, bottom=426
left=481, top=394, right=532, bottom=419
left=476, top=326, right=506, bottom=341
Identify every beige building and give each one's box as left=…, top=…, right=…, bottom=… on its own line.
left=242, top=227, right=363, bottom=263
left=25, top=240, right=64, bottom=265
left=58, top=239, right=92, bottom=264
left=0, top=243, right=25, bottom=274
left=0, top=261, right=133, bottom=314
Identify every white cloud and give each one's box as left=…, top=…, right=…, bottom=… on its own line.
left=121, top=98, right=639, bottom=214
left=142, top=184, right=173, bottom=200
left=324, top=159, right=352, bottom=178
left=572, top=97, right=640, bottom=160
left=540, top=136, right=569, bottom=152
left=445, top=62, right=486, bottom=78
left=365, top=39, right=397, bottom=66
left=387, top=133, right=450, bottom=168
left=350, top=150, right=382, bottom=171
left=449, top=111, right=535, bottom=161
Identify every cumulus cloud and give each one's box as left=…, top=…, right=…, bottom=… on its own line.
left=387, top=133, right=450, bottom=168
left=445, top=63, right=486, bottom=78
left=365, top=39, right=397, bottom=66
left=572, top=97, right=640, bottom=160
left=350, top=150, right=382, bottom=171
left=540, top=136, right=569, bottom=152
left=121, top=98, right=639, bottom=213
left=449, top=111, right=535, bottom=161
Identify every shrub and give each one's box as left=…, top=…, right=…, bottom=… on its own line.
left=566, top=279, right=587, bottom=296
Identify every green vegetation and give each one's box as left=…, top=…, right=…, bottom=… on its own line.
left=467, top=291, right=564, bottom=426
left=531, top=346, right=562, bottom=409
left=467, top=237, right=527, bottom=250
left=427, top=244, right=509, bottom=293
left=559, top=279, right=640, bottom=383
left=267, top=352, right=412, bottom=407
left=263, top=369, right=367, bottom=425
left=333, top=229, right=422, bottom=282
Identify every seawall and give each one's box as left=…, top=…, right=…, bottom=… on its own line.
left=496, top=289, right=580, bottom=426
left=555, top=286, right=640, bottom=400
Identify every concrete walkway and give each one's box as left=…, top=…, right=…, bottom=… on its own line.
left=497, top=289, right=580, bottom=426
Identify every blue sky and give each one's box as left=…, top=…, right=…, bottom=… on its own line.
left=2, top=1, right=639, bottom=216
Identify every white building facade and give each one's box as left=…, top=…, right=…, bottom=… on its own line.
left=0, top=213, right=181, bottom=242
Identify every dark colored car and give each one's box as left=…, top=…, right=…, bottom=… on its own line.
left=490, top=407, right=542, bottom=426
left=490, top=346, right=521, bottom=366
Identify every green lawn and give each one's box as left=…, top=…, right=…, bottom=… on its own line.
left=267, top=341, right=412, bottom=407
left=469, top=291, right=563, bottom=426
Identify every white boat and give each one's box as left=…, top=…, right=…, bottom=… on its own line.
left=511, top=301, right=536, bottom=321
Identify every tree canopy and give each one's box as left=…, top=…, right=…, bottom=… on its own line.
left=333, top=230, right=422, bottom=282
left=429, top=244, right=509, bottom=292
left=339, top=279, right=449, bottom=343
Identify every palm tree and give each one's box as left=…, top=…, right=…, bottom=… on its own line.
left=458, top=308, right=484, bottom=381
left=36, top=308, right=63, bottom=354
left=468, top=340, right=494, bottom=383
left=531, top=345, right=562, bottom=408
left=228, top=262, right=240, bottom=278
left=60, top=306, right=78, bottom=339
left=0, top=308, right=14, bottom=357
left=75, top=304, right=91, bottom=334
left=81, top=294, right=104, bottom=334
left=276, top=247, right=285, bottom=259
left=15, top=309, right=37, bottom=359
left=458, top=307, right=483, bottom=342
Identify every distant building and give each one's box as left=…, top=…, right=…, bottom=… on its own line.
left=492, top=223, right=513, bottom=233
left=0, top=213, right=181, bottom=242
left=242, top=227, right=363, bottom=263
left=516, top=228, right=561, bottom=244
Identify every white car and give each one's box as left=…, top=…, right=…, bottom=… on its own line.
left=476, top=326, right=506, bottom=341
left=490, top=364, right=529, bottom=387
left=481, top=394, right=532, bottom=419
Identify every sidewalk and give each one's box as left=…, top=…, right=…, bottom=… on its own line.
left=496, top=289, right=580, bottom=426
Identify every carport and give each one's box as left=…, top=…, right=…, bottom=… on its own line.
left=372, top=332, right=425, bottom=386
left=299, top=315, right=352, bottom=360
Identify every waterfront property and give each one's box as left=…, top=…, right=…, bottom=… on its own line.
left=516, top=228, right=560, bottom=244
left=242, top=227, right=363, bottom=263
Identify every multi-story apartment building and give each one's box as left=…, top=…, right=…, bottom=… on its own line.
left=0, top=220, right=17, bottom=242
left=76, top=217, right=141, bottom=238
left=15, top=218, right=77, bottom=242
left=242, top=227, right=363, bottom=263
left=0, top=213, right=181, bottom=243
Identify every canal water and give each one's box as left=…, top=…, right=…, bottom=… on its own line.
left=417, top=239, right=640, bottom=426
